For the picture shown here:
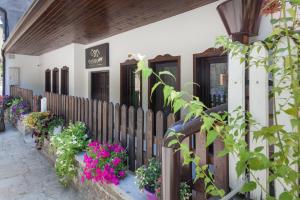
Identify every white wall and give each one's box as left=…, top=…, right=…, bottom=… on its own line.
left=80, top=0, right=228, bottom=110
left=39, top=43, right=76, bottom=95
left=5, top=54, right=42, bottom=95
left=8, top=0, right=272, bottom=112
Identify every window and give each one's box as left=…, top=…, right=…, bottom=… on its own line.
left=193, top=48, right=228, bottom=108
left=45, top=69, right=51, bottom=92
left=120, top=59, right=142, bottom=107
left=148, top=55, right=180, bottom=118
left=52, top=68, right=59, bottom=93
left=91, top=71, right=109, bottom=102
left=61, top=66, right=69, bottom=95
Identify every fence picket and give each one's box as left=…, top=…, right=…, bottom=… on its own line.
left=108, top=103, right=114, bottom=143
left=156, top=111, right=165, bottom=160
left=93, top=100, right=98, bottom=140
left=128, top=106, right=136, bottom=171
left=102, top=101, right=108, bottom=143
left=114, top=104, right=120, bottom=143
left=89, top=99, right=93, bottom=134
left=120, top=105, right=127, bottom=148
left=146, top=110, right=154, bottom=164
left=136, top=108, right=144, bottom=168
left=97, top=101, right=102, bottom=142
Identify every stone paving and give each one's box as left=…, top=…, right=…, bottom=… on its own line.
left=0, top=124, right=84, bottom=200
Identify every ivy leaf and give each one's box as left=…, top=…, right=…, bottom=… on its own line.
left=241, top=181, right=256, bottom=192
left=206, top=130, right=218, bottom=147
left=279, top=192, right=293, bottom=200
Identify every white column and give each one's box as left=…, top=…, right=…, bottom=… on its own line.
left=228, top=50, right=246, bottom=189
left=249, top=42, right=269, bottom=199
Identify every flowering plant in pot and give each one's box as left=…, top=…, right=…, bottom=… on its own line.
left=24, top=112, right=59, bottom=149
left=136, top=158, right=161, bottom=200
left=82, top=141, right=127, bottom=185
left=10, top=99, right=30, bottom=123
left=51, top=122, right=89, bottom=186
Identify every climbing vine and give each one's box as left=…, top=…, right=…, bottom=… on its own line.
left=134, top=0, right=300, bottom=199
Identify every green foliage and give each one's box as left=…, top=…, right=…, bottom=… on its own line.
left=132, top=2, right=300, bottom=198
left=179, top=182, right=192, bottom=200
left=135, top=158, right=161, bottom=193
left=50, top=122, right=89, bottom=186
left=47, top=116, right=64, bottom=135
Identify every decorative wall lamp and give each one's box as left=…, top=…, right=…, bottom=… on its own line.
left=217, top=0, right=263, bottom=44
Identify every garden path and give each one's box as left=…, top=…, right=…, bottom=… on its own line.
left=0, top=124, right=84, bottom=200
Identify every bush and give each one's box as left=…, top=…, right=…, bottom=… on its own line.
left=136, top=158, right=161, bottom=193
left=10, top=99, right=30, bottom=120
left=82, top=141, right=127, bottom=185
left=51, top=122, right=89, bottom=186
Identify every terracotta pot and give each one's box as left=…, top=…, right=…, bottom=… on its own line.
left=144, top=189, right=158, bottom=200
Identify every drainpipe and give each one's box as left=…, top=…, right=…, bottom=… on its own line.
left=217, top=0, right=263, bottom=198
left=0, top=7, right=8, bottom=96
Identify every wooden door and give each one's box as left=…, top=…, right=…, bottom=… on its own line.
left=193, top=48, right=227, bottom=108
left=45, top=69, right=51, bottom=92
left=91, top=71, right=109, bottom=102
left=120, top=59, right=142, bottom=107
left=52, top=68, right=59, bottom=93
left=61, top=66, right=69, bottom=95
left=149, top=55, right=180, bottom=118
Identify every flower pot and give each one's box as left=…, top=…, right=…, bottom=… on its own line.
left=144, top=189, right=158, bottom=200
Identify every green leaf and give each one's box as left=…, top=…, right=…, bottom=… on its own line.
left=159, top=71, right=176, bottom=80
left=290, top=0, right=300, bottom=5
left=168, top=139, right=178, bottom=147
left=173, top=99, right=186, bottom=114
left=142, top=67, right=152, bottom=80
left=241, top=181, right=256, bottom=192
left=150, top=82, right=161, bottom=101
left=206, top=130, right=218, bottom=147
left=236, top=160, right=246, bottom=177
left=287, top=8, right=296, bottom=18
left=279, top=192, right=293, bottom=200
left=163, top=85, right=173, bottom=106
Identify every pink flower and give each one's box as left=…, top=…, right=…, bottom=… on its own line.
left=112, top=157, right=122, bottom=166
left=100, top=150, right=110, bottom=158
left=82, top=141, right=127, bottom=185
left=81, top=176, right=85, bottom=183
left=119, top=170, right=126, bottom=178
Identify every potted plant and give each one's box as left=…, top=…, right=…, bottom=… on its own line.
left=136, top=158, right=161, bottom=200
left=179, top=182, right=192, bottom=200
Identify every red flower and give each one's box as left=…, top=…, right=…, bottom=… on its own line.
left=261, top=0, right=281, bottom=15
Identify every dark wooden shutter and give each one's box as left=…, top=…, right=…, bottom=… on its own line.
left=52, top=68, right=59, bottom=93
left=45, top=69, right=51, bottom=92
left=61, top=66, right=69, bottom=95
left=91, top=71, right=109, bottom=102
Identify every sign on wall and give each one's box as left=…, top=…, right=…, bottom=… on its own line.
left=85, top=43, right=109, bottom=68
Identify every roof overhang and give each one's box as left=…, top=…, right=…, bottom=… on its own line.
left=3, top=0, right=217, bottom=56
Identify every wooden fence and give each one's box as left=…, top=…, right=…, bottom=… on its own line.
left=45, top=92, right=175, bottom=171
left=162, top=104, right=228, bottom=200
left=10, top=86, right=34, bottom=110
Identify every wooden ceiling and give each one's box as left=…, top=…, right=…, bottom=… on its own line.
left=4, top=0, right=217, bottom=55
